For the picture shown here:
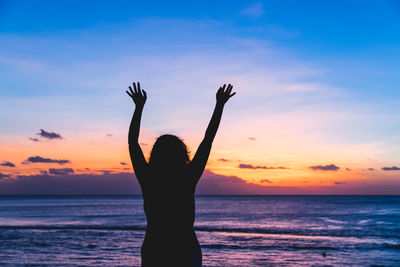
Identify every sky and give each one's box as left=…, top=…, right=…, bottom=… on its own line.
left=1, top=0, right=400, bottom=194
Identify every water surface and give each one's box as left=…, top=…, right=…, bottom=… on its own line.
left=0, top=195, right=399, bottom=266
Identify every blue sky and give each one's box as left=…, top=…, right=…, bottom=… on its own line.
left=1, top=0, right=399, bottom=100
left=1, top=0, right=400, bottom=193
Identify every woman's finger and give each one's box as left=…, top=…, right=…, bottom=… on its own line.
left=129, top=86, right=134, bottom=95
left=133, top=82, right=138, bottom=94
left=126, top=91, right=133, bottom=97
left=226, top=85, right=231, bottom=95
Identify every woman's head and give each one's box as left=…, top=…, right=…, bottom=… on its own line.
left=149, top=134, right=190, bottom=168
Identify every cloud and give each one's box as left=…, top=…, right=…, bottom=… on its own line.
left=310, top=164, right=340, bottom=171
left=368, top=168, right=375, bottom=171
left=0, top=169, right=301, bottom=195
left=140, top=143, right=148, bottom=146
left=238, top=164, right=288, bottom=170
left=1, top=169, right=399, bottom=195
left=346, top=168, right=351, bottom=171
left=37, top=129, right=63, bottom=140
left=90, top=169, right=115, bottom=175
left=0, top=173, right=9, bottom=179
left=196, top=170, right=302, bottom=194
left=248, top=137, right=256, bottom=141
left=120, top=162, right=128, bottom=165
left=260, top=179, right=272, bottom=183
left=240, top=2, right=264, bottom=17
left=334, top=181, right=346, bottom=185
left=0, top=172, right=140, bottom=195
left=23, top=156, right=70, bottom=165
left=239, top=164, right=258, bottom=169
left=382, top=166, right=400, bottom=171
left=218, top=158, right=230, bottom=162
left=49, top=168, right=74, bottom=175
left=29, top=138, right=40, bottom=142
left=0, top=161, right=15, bottom=167
left=106, top=134, right=113, bottom=137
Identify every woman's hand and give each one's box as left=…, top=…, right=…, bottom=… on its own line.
left=216, top=84, right=235, bottom=105
left=126, top=82, right=147, bottom=108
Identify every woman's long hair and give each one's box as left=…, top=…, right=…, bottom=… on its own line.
left=149, top=134, right=190, bottom=169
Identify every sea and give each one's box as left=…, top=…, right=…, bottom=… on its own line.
left=0, top=195, right=399, bottom=266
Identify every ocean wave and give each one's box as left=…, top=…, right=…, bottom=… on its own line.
left=195, top=226, right=364, bottom=238
left=0, top=224, right=397, bottom=240
left=288, top=245, right=338, bottom=250
left=319, top=217, right=346, bottom=224
left=202, top=244, right=338, bottom=251
left=0, top=225, right=146, bottom=231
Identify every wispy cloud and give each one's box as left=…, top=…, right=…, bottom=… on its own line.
left=310, top=164, right=340, bottom=171
left=334, top=181, right=346, bottom=185
left=23, top=156, right=70, bottom=165
left=248, top=137, right=256, bottom=141
left=238, top=163, right=288, bottom=170
left=240, top=2, right=264, bottom=17
left=120, top=162, right=127, bottom=165
left=29, top=137, right=40, bottom=142
left=0, top=161, right=15, bottom=167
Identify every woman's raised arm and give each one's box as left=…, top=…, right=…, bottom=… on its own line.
left=126, top=82, right=148, bottom=184
left=190, top=84, right=236, bottom=183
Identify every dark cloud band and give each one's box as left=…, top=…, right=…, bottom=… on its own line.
left=382, top=166, right=400, bottom=171
left=238, top=164, right=288, bottom=170
left=37, top=129, right=63, bottom=139
left=310, top=164, right=340, bottom=171
left=49, top=168, right=74, bottom=175
left=24, top=156, right=70, bottom=165
left=0, top=161, right=15, bottom=167
left=0, top=173, right=9, bottom=179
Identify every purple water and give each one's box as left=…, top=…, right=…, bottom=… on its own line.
left=0, top=195, right=399, bottom=266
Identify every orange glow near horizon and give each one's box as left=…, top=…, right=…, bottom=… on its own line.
left=1, top=127, right=399, bottom=191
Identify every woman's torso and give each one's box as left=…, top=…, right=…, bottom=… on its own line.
left=140, top=167, right=199, bottom=246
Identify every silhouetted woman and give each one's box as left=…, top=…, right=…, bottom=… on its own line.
left=126, top=82, right=235, bottom=267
